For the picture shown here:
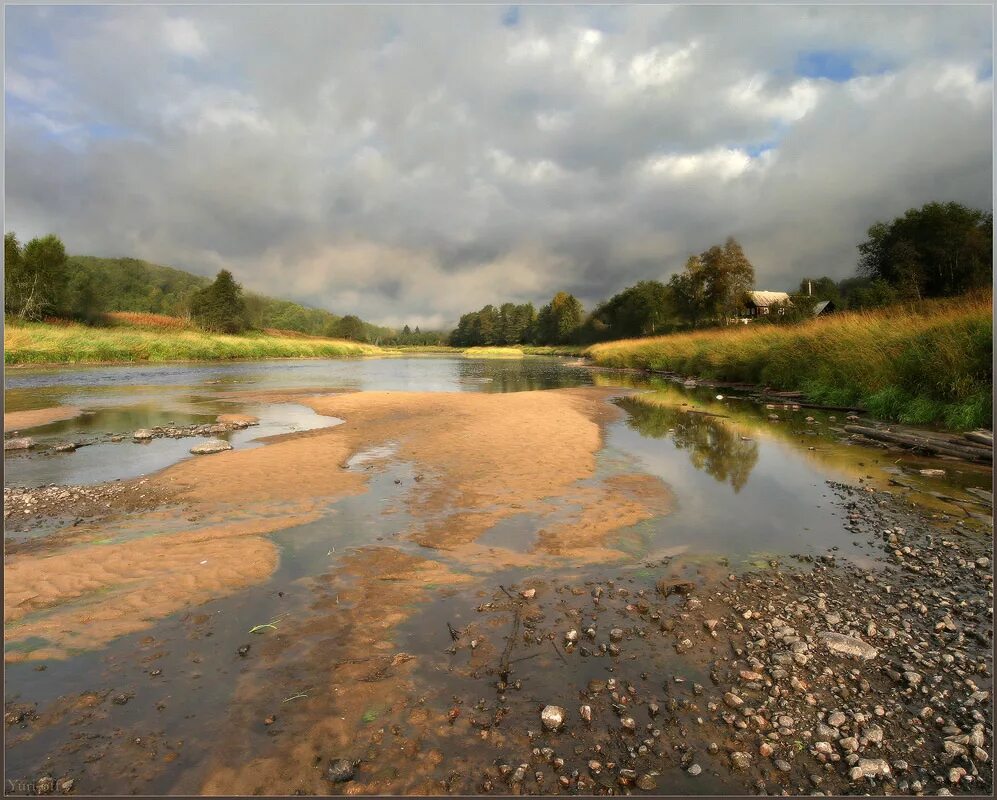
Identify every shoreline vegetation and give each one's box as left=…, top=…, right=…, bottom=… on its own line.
left=4, top=293, right=991, bottom=431
left=589, top=292, right=993, bottom=430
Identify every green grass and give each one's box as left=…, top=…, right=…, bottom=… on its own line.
left=4, top=319, right=382, bottom=365
left=587, top=293, right=993, bottom=430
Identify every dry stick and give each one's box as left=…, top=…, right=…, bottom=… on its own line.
left=549, top=637, right=569, bottom=665
left=497, top=585, right=524, bottom=683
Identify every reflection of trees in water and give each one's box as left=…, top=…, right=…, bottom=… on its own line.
left=456, top=360, right=594, bottom=393
left=617, top=397, right=759, bottom=492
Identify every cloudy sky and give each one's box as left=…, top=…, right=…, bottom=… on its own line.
left=5, top=4, right=992, bottom=328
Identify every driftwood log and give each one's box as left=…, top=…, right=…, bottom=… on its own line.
left=964, top=430, right=994, bottom=448
left=844, top=425, right=993, bottom=463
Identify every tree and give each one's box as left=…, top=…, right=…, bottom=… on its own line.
left=701, top=237, right=755, bottom=322
left=668, top=255, right=708, bottom=326
left=4, top=233, right=68, bottom=320
left=329, top=314, right=366, bottom=341
left=536, top=291, right=583, bottom=344
left=190, top=269, right=248, bottom=333
left=593, top=280, right=672, bottom=339
left=858, top=201, right=992, bottom=298
left=402, top=324, right=411, bottom=335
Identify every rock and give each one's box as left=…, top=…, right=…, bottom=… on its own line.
left=724, top=692, right=744, bottom=708
left=326, top=759, right=356, bottom=783
left=237, top=644, right=251, bottom=657
left=827, top=711, right=847, bottom=727
left=687, top=764, right=702, bottom=776
left=849, top=758, right=891, bottom=781
left=564, top=630, right=578, bottom=644
left=919, top=469, right=946, bottom=477
left=609, top=628, right=624, bottom=642
left=620, top=717, right=636, bottom=732
left=730, top=752, right=752, bottom=771
left=637, top=774, right=656, bottom=790
left=579, top=705, right=592, bottom=723
left=948, top=767, right=966, bottom=784
left=541, top=705, right=565, bottom=732
left=132, top=429, right=154, bottom=440
left=520, top=588, right=536, bottom=599
left=775, top=759, right=791, bottom=773
left=189, top=439, right=233, bottom=455
left=57, top=778, right=74, bottom=794
left=36, top=777, right=55, bottom=795
left=111, top=693, right=130, bottom=705
left=54, top=443, right=77, bottom=453
left=656, top=578, right=694, bottom=597
left=759, top=743, right=774, bottom=758
left=819, top=631, right=878, bottom=660
left=4, top=437, right=34, bottom=451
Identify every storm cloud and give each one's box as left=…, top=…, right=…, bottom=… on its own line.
left=5, top=4, right=992, bottom=328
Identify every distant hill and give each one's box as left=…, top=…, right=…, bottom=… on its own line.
left=66, top=255, right=392, bottom=340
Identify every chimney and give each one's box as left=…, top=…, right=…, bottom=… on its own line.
left=808, top=279, right=812, bottom=297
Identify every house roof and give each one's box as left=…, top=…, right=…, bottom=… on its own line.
left=813, top=300, right=833, bottom=315
left=747, top=291, right=792, bottom=307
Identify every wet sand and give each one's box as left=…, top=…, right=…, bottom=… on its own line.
left=4, top=406, right=83, bottom=431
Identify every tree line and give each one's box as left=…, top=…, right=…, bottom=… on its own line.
left=449, top=201, right=992, bottom=346
left=3, top=234, right=408, bottom=342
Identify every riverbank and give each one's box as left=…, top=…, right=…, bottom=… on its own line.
left=3, top=320, right=382, bottom=365
left=586, top=294, right=993, bottom=430
left=3, top=378, right=991, bottom=795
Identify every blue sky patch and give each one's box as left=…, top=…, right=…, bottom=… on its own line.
left=501, top=6, right=520, bottom=28
left=795, top=50, right=856, bottom=82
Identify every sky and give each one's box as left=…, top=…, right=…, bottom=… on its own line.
left=4, top=4, right=993, bottom=329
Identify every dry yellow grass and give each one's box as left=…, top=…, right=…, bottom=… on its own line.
left=588, top=293, right=993, bottom=429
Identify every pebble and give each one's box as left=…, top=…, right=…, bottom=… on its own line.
left=541, top=705, right=565, bottom=732
left=325, top=759, right=355, bottom=783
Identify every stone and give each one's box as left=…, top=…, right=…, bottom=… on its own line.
left=189, top=439, right=233, bottom=455
left=687, top=764, right=702, bottom=776
left=819, top=631, right=878, bottom=660
left=57, top=778, right=74, bottom=794
left=520, top=589, right=536, bottom=599
left=636, top=774, right=656, bottom=790
left=4, top=437, right=34, bottom=451
left=724, top=692, right=744, bottom=708
left=54, top=443, right=77, bottom=453
left=759, top=743, right=774, bottom=758
left=564, top=630, right=578, bottom=644
left=609, top=628, right=624, bottom=642
left=36, top=777, right=55, bottom=795
left=827, top=711, right=847, bottom=728
left=132, top=429, right=154, bottom=440
left=541, top=705, right=565, bottom=732
left=620, top=717, right=636, bottom=732
left=579, top=705, right=592, bottom=723
left=326, top=759, right=356, bottom=783
left=849, top=758, right=891, bottom=781
left=730, top=752, right=752, bottom=770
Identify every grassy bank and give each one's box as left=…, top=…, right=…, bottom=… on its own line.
left=587, top=294, right=993, bottom=430
left=4, top=319, right=381, bottom=365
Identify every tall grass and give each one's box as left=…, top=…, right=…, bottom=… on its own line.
left=587, top=294, right=993, bottom=430
left=4, top=319, right=381, bottom=365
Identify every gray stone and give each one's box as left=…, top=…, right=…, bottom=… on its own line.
left=819, top=631, right=878, bottom=660
left=4, top=437, right=34, bottom=451
left=687, top=764, right=702, bottom=776
left=189, top=439, right=233, bottom=455
left=132, top=429, right=154, bottom=440
left=849, top=758, right=892, bottom=781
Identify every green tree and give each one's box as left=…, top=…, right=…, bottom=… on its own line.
left=4, top=233, right=68, bottom=320
left=536, top=291, right=583, bottom=344
left=190, top=269, right=248, bottom=333
left=329, top=314, right=366, bottom=341
left=701, top=237, right=755, bottom=321
left=858, top=201, right=992, bottom=297
left=668, top=255, right=708, bottom=326
left=593, top=280, right=672, bottom=339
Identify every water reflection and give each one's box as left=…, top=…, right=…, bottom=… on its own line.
left=616, top=395, right=759, bottom=491
left=456, top=357, right=593, bottom=392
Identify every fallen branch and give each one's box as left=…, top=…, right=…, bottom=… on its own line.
left=844, top=425, right=992, bottom=463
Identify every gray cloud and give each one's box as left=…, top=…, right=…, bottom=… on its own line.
left=5, top=4, right=992, bottom=329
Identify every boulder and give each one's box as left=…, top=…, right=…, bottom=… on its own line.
left=4, top=437, right=34, bottom=451
left=190, top=439, right=233, bottom=455
left=819, top=631, right=878, bottom=661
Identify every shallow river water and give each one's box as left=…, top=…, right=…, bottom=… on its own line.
left=4, top=356, right=992, bottom=795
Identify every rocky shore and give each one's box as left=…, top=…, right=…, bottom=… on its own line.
left=437, top=482, right=993, bottom=796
